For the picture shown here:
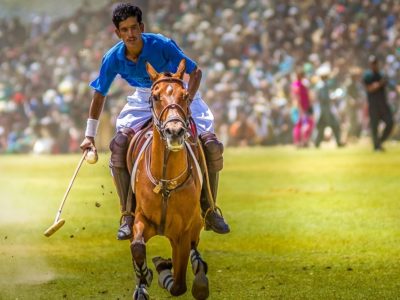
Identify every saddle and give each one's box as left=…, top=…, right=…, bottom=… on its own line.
left=126, top=120, right=153, bottom=175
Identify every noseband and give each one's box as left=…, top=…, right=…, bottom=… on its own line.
left=150, top=77, right=190, bottom=139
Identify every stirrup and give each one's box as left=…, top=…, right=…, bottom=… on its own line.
left=119, top=211, right=135, bottom=224
left=203, top=206, right=230, bottom=234
left=117, top=212, right=134, bottom=240
left=203, top=206, right=223, bottom=221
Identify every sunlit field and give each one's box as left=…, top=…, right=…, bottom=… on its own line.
left=1, top=143, right=400, bottom=299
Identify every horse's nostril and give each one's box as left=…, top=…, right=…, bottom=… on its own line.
left=165, top=127, right=172, bottom=136
left=177, top=127, right=185, bottom=137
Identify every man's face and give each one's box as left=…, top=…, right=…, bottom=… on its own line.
left=115, top=16, right=144, bottom=47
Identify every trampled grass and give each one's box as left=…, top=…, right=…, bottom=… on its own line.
left=1, top=143, right=400, bottom=299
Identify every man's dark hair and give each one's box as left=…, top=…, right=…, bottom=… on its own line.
left=112, top=3, right=142, bottom=28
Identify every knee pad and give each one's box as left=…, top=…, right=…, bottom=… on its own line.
left=110, top=128, right=135, bottom=168
left=199, top=132, right=224, bottom=172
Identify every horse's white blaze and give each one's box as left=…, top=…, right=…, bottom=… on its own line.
left=166, top=84, right=173, bottom=95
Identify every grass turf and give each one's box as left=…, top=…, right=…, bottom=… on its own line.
left=1, top=143, right=400, bottom=299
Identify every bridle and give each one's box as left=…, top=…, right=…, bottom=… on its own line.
left=149, top=77, right=190, bottom=140
left=146, top=77, right=195, bottom=234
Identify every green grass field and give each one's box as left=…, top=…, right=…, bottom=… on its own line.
left=1, top=143, right=400, bottom=299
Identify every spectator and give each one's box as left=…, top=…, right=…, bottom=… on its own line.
left=0, top=1, right=399, bottom=152
left=345, top=68, right=365, bottom=141
left=228, top=109, right=256, bottom=146
left=314, top=65, right=344, bottom=148
left=291, top=68, right=314, bottom=148
left=363, top=55, right=394, bottom=151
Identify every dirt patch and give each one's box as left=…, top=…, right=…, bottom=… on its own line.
left=0, top=200, right=37, bottom=224
left=0, top=255, right=56, bottom=285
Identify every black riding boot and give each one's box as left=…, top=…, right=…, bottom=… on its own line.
left=111, top=165, right=135, bottom=240
left=201, top=172, right=230, bottom=234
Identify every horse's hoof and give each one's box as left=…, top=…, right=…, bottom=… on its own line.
left=192, top=271, right=209, bottom=300
left=133, top=284, right=150, bottom=300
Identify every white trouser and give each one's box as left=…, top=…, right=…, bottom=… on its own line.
left=116, top=88, right=214, bottom=134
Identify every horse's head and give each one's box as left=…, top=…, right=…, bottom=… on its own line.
left=146, top=59, right=191, bottom=152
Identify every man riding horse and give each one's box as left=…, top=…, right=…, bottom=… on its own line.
left=80, top=3, right=229, bottom=239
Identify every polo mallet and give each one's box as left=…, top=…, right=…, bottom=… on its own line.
left=44, top=150, right=94, bottom=237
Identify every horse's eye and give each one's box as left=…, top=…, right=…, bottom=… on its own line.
left=183, top=92, right=190, bottom=101
left=151, top=94, right=159, bottom=102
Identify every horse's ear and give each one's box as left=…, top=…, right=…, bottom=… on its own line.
left=174, top=59, right=186, bottom=79
left=146, top=62, right=159, bottom=82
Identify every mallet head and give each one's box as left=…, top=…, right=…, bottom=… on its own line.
left=44, top=219, right=65, bottom=237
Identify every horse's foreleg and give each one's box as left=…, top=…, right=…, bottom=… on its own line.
left=154, top=234, right=191, bottom=296
left=131, top=213, right=155, bottom=300
left=190, top=246, right=209, bottom=300
left=170, top=234, right=191, bottom=296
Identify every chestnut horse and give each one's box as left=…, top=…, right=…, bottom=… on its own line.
left=127, top=59, right=209, bottom=300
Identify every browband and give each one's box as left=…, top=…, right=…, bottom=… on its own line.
left=151, top=77, right=185, bottom=90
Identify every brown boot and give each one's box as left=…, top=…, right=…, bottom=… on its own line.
left=201, top=172, right=230, bottom=234
left=111, top=165, right=135, bottom=240
left=199, top=132, right=229, bottom=234
left=109, top=128, right=136, bottom=240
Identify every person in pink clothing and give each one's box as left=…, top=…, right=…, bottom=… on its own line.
left=291, top=70, right=314, bottom=147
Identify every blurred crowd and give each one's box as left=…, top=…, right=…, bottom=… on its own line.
left=0, top=0, right=400, bottom=154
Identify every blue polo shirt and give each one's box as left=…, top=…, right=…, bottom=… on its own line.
left=90, top=33, right=197, bottom=95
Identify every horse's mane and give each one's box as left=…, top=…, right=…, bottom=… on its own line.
left=161, top=72, right=173, bottom=77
